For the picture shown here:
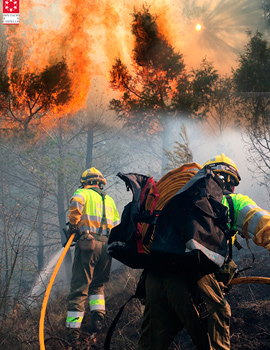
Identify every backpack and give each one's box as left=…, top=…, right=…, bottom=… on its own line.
left=107, top=172, right=160, bottom=269
left=108, top=164, right=233, bottom=275
left=107, top=163, right=201, bottom=269
left=150, top=165, right=231, bottom=275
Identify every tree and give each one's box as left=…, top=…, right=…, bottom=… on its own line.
left=0, top=59, right=72, bottom=133
left=262, top=0, right=270, bottom=28
left=233, top=31, right=270, bottom=126
left=233, top=31, right=270, bottom=200
left=206, top=75, right=235, bottom=135
left=110, top=6, right=218, bottom=173
left=245, top=118, right=270, bottom=196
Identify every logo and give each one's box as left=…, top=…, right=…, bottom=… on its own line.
left=3, top=0, right=20, bottom=25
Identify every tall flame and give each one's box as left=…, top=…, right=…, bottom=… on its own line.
left=3, top=0, right=266, bottom=128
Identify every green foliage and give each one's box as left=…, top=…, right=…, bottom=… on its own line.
left=233, top=31, right=270, bottom=93
left=233, top=31, right=270, bottom=126
left=262, top=0, right=270, bottom=27
left=190, top=59, right=219, bottom=117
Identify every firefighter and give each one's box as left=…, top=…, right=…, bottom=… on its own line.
left=197, top=153, right=270, bottom=350
left=138, top=154, right=270, bottom=350
left=65, top=167, right=119, bottom=349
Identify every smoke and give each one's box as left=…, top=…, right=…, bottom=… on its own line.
left=170, top=118, right=270, bottom=211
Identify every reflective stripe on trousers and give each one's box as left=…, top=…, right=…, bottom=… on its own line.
left=66, top=311, right=84, bottom=328
left=89, top=294, right=105, bottom=312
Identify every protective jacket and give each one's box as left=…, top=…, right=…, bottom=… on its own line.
left=223, top=193, right=270, bottom=250
left=69, top=186, right=120, bottom=236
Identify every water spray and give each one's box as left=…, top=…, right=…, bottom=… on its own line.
left=39, top=233, right=75, bottom=350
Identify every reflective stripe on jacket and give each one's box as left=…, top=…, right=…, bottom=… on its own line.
left=222, top=193, right=270, bottom=251
left=69, top=187, right=120, bottom=235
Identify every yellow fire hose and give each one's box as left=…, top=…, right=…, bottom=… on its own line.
left=39, top=233, right=75, bottom=350
left=228, top=276, right=270, bottom=286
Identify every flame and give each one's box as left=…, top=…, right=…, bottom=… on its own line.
left=4, top=0, right=133, bottom=130
left=2, top=0, right=266, bottom=131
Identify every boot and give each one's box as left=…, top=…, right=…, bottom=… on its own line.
left=66, top=328, right=81, bottom=349
left=91, top=311, right=104, bottom=333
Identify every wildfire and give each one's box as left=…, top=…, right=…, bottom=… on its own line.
left=4, top=0, right=134, bottom=129
left=2, top=0, right=266, bottom=130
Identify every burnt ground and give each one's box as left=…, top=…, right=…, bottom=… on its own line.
left=228, top=253, right=270, bottom=350
left=1, top=250, right=269, bottom=349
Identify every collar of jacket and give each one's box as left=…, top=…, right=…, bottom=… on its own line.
left=83, top=185, right=99, bottom=189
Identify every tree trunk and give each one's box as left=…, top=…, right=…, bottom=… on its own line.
left=85, top=128, right=94, bottom=168
left=57, top=133, right=72, bottom=277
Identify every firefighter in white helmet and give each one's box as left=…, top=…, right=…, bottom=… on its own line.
left=65, top=167, right=119, bottom=349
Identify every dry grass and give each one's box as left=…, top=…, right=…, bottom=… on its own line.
left=0, top=257, right=270, bottom=349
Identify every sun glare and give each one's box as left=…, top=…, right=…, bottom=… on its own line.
left=195, top=23, right=202, bottom=31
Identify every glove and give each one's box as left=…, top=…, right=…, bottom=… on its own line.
left=67, top=224, right=79, bottom=242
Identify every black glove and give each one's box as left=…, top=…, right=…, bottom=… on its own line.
left=67, top=224, right=79, bottom=242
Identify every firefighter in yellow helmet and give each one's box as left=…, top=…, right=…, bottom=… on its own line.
left=138, top=154, right=270, bottom=350
left=197, top=154, right=270, bottom=350
left=65, top=167, right=119, bottom=349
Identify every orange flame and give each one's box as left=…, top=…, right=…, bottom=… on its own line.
left=4, top=0, right=257, bottom=131
left=4, top=0, right=133, bottom=129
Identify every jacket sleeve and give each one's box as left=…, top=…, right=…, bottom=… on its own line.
left=68, top=190, right=85, bottom=225
left=233, top=193, right=270, bottom=251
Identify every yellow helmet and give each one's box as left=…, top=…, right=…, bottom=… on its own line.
left=80, top=167, right=107, bottom=186
left=203, top=154, right=241, bottom=186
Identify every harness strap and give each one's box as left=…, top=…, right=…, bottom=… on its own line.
left=89, top=187, right=110, bottom=236
left=225, top=194, right=235, bottom=259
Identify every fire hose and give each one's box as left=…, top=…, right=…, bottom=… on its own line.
left=39, top=233, right=75, bottom=350
left=228, top=276, right=270, bottom=286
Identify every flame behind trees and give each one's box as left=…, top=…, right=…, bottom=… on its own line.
left=110, top=6, right=191, bottom=133
left=0, top=58, right=72, bottom=134
left=109, top=6, right=219, bottom=171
